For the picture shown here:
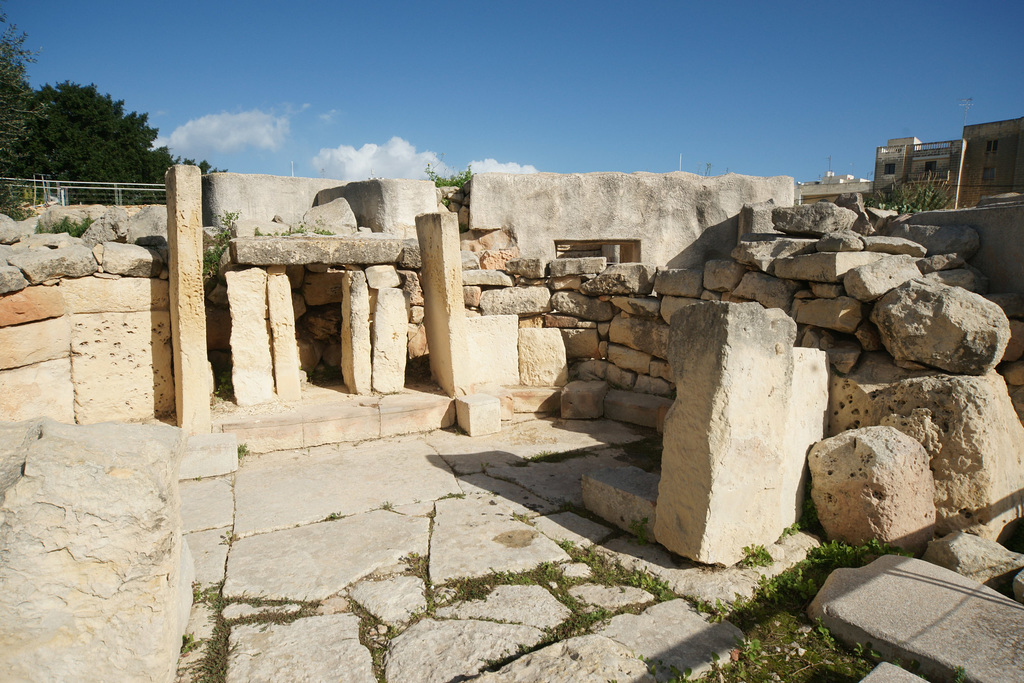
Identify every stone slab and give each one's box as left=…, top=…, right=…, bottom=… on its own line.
left=859, top=662, right=927, bottom=683
left=809, top=555, right=1024, bottom=683
left=457, top=393, right=501, bottom=436
left=186, top=527, right=230, bottom=586
left=349, top=575, right=426, bottom=625
left=531, top=510, right=614, bottom=547
left=180, top=433, right=239, bottom=480
left=226, top=268, right=275, bottom=406
left=487, top=449, right=629, bottom=506
left=0, top=358, right=74, bottom=423
left=231, top=235, right=403, bottom=265
left=435, top=584, right=570, bottom=629
left=0, top=315, right=69, bottom=370
left=473, top=634, right=654, bottom=683
left=379, top=391, right=454, bottom=437
left=60, top=275, right=169, bottom=313
left=603, top=389, right=673, bottom=429
left=458, top=473, right=559, bottom=517
left=179, top=478, right=235, bottom=533
left=226, top=613, right=374, bottom=683
left=466, top=314, right=520, bottom=386
left=0, top=285, right=65, bottom=327
left=224, top=509, right=429, bottom=600
left=569, top=584, right=655, bottom=610
left=429, top=496, right=570, bottom=583
left=582, top=465, right=659, bottom=536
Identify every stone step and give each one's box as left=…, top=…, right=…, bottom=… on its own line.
left=603, top=389, right=673, bottom=431
left=214, top=390, right=454, bottom=453
left=180, top=433, right=238, bottom=480
left=582, top=466, right=659, bottom=538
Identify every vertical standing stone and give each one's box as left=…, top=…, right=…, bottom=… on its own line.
left=165, top=165, right=211, bottom=433
left=226, top=268, right=275, bottom=406
left=416, top=212, right=470, bottom=397
left=266, top=265, right=302, bottom=402
left=653, top=301, right=796, bottom=566
left=372, top=287, right=407, bottom=393
left=781, top=347, right=829, bottom=527
left=342, top=269, right=372, bottom=395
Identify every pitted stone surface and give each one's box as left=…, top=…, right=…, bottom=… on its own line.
left=349, top=575, right=426, bottom=625
left=430, top=497, right=570, bottom=583
left=385, top=618, right=544, bottom=683
left=224, top=509, right=429, bottom=601
left=227, top=613, right=373, bottom=683
left=569, top=584, right=655, bottom=610
left=435, top=584, right=570, bottom=629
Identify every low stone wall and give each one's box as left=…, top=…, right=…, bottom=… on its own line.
left=202, top=173, right=346, bottom=226
left=0, top=233, right=173, bottom=424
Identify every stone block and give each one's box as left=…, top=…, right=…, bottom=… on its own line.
left=466, top=314, right=519, bottom=386
left=0, top=265, right=28, bottom=294
left=479, top=286, right=551, bottom=316
left=266, top=269, right=301, bottom=402
left=580, top=263, right=657, bottom=296
left=603, top=389, right=672, bottom=429
left=322, top=178, right=437, bottom=238
left=6, top=244, right=98, bottom=283
left=773, top=251, right=884, bottom=283
left=607, top=343, right=651, bottom=375
left=772, top=202, right=858, bottom=236
left=702, top=259, right=748, bottom=292
left=659, top=295, right=702, bottom=324
left=843, top=255, right=921, bottom=302
left=505, top=258, right=547, bottom=278
left=518, top=328, right=568, bottom=386
left=792, top=296, right=865, bottom=333
left=608, top=315, right=669, bottom=359
left=816, top=230, right=864, bottom=252
left=582, top=466, right=658, bottom=537
left=654, top=302, right=797, bottom=566
left=560, top=328, right=600, bottom=359
left=100, top=242, right=163, bottom=277
left=180, top=432, right=239, bottom=480
left=456, top=394, right=502, bottom=436
left=809, top=555, right=1024, bottom=683
left=922, top=531, right=1024, bottom=588
left=365, top=264, right=401, bottom=289
left=549, top=257, right=606, bottom=277
left=0, top=316, right=70, bottom=370
left=782, top=347, right=828, bottom=526
left=461, top=269, right=514, bottom=287
left=560, top=380, right=608, bottom=419
left=509, top=386, right=561, bottom=414
left=379, top=392, right=455, bottom=437
left=372, top=288, right=408, bottom=393
left=732, top=234, right=818, bottom=273
left=342, top=270, right=373, bottom=395
left=61, top=276, right=169, bottom=313
left=232, top=235, right=404, bottom=266
left=732, top=271, right=801, bottom=310
left=70, top=311, right=174, bottom=424
left=883, top=223, right=979, bottom=259
left=0, top=285, right=65, bottom=327
left=0, top=358, right=74, bottom=423
left=550, top=290, right=615, bottom=321
left=226, top=268, right=276, bottom=406
left=862, top=236, right=928, bottom=257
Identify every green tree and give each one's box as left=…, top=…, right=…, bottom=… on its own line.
left=0, top=7, right=37, bottom=217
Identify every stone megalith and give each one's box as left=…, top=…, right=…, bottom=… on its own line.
left=653, top=301, right=797, bottom=566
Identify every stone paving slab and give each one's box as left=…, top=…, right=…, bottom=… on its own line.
left=233, top=437, right=460, bottom=537
left=179, top=478, right=234, bottom=533
left=471, top=634, right=655, bottom=682
left=224, top=509, right=429, bottom=601
left=458, top=473, right=558, bottom=517
left=385, top=618, right=544, bottom=683
left=596, top=599, right=743, bottom=681
left=860, top=662, right=930, bottom=682
left=185, top=527, right=230, bottom=586
left=222, top=603, right=301, bottom=620
left=227, top=613, right=374, bottom=683
left=487, top=448, right=630, bottom=506
left=809, top=555, right=1024, bottom=683
left=430, top=497, right=571, bottom=583
left=569, top=584, right=655, bottom=610
left=435, top=584, right=570, bottom=630
left=532, top=511, right=614, bottom=547
left=349, top=575, right=426, bottom=625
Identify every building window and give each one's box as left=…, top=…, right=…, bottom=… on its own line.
left=986, top=139, right=998, bottom=152
left=924, top=161, right=937, bottom=173
left=884, top=163, right=896, bottom=175
left=982, top=167, right=996, bottom=180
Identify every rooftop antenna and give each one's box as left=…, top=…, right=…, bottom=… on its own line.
left=827, top=155, right=832, bottom=173
left=678, top=153, right=681, bottom=172
left=959, top=98, right=973, bottom=129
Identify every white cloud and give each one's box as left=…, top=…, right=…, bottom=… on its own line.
left=319, top=109, right=339, bottom=123
left=312, top=136, right=440, bottom=181
left=158, top=109, right=289, bottom=156
left=468, top=158, right=539, bottom=174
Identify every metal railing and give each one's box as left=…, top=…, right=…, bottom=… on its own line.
left=0, top=176, right=166, bottom=207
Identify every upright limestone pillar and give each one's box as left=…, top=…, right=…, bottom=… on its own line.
left=166, top=165, right=211, bottom=434
left=266, top=265, right=302, bottom=402
left=372, top=287, right=408, bottom=393
left=342, top=270, right=372, bottom=395
left=416, top=212, right=471, bottom=397
left=653, top=301, right=796, bottom=566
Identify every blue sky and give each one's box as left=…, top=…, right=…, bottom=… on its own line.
left=9, top=0, right=1024, bottom=183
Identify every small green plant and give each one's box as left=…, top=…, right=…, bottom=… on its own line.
left=380, top=501, right=394, bottom=512
left=323, top=512, right=344, bottom=521
left=629, top=517, right=650, bottom=545
left=425, top=159, right=472, bottom=188
left=180, top=632, right=199, bottom=655
left=237, top=443, right=249, bottom=461
left=952, top=666, right=967, bottom=683
left=865, top=177, right=951, bottom=214
left=741, top=544, right=773, bottom=568
left=40, top=215, right=94, bottom=238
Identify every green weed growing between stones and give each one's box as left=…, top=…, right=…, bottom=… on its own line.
left=38, top=215, right=94, bottom=238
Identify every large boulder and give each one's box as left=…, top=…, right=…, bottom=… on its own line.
left=809, top=426, right=935, bottom=554
left=80, top=206, right=130, bottom=247
left=882, top=222, right=980, bottom=259
left=126, top=205, right=169, bottom=245
left=871, top=279, right=1010, bottom=375
left=0, top=419, right=191, bottom=682
left=301, top=197, right=358, bottom=234
left=36, top=204, right=108, bottom=233
left=843, top=255, right=922, bottom=302
left=771, top=202, right=858, bottom=237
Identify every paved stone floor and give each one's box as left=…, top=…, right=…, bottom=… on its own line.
left=176, top=417, right=819, bottom=683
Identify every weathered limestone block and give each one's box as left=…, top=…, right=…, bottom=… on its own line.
left=921, top=267, right=989, bottom=294
left=816, top=231, right=864, bottom=252
left=479, top=286, right=551, bottom=316
left=882, top=223, right=980, bottom=259
left=608, top=315, right=669, bottom=359
left=232, top=235, right=404, bottom=265
left=70, top=311, right=174, bottom=424
left=582, top=466, right=658, bottom=536
left=922, top=531, right=1024, bottom=588
left=226, top=268, right=275, bottom=406
left=654, top=302, right=796, bottom=565
left=466, top=315, right=519, bottom=386
left=0, top=265, right=28, bottom=294
left=302, top=270, right=347, bottom=305
left=342, top=270, right=373, bottom=395
left=417, top=212, right=471, bottom=397
left=518, top=328, right=568, bottom=386
left=549, top=257, right=606, bottom=277
left=560, top=328, right=600, bottom=359
left=843, top=255, right=922, bottom=302
left=862, top=235, right=928, bottom=257
left=737, top=199, right=778, bottom=237
left=61, top=276, right=169, bottom=313
left=372, top=288, right=408, bottom=393
left=607, top=343, right=651, bottom=375
left=0, top=419, right=189, bottom=683
left=323, top=178, right=437, bottom=238
left=0, top=316, right=70, bottom=370
left=772, top=251, right=884, bottom=283
left=365, top=264, right=401, bottom=289
left=580, top=263, right=657, bottom=295
left=0, top=358, right=74, bottom=423
left=702, top=259, right=747, bottom=292
left=100, top=242, right=163, bottom=277
left=80, top=206, right=130, bottom=246
left=560, top=380, right=608, bottom=419
left=462, top=269, right=514, bottom=287
left=266, top=267, right=301, bottom=402
left=781, top=347, right=829, bottom=527
left=659, top=295, right=702, bottom=324
left=504, top=258, right=547, bottom=278
left=456, top=394, right=501, bottom=436
left=478, top=248, right=519, bottom=271
left=6, top=244, right=98, bottom=283
left=0, top=285, right=65, bottom=327
left=809, top=426, right=936, bottom=553
left=772, top=202, right=858, bottom=236
left=871, top=279, right=1009, bottom=375
left=550, top=290, right=614, bottom=321
left=731, top=234, right=818, bottom=273
left=792, top=296, right=865, bottom=333
left=732, top=271, right=801, bottom=310
left=302, top=197, right=358, bottom=234
left=653, top=267, right=704, bottom=298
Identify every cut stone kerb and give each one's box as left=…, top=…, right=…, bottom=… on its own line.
left=415, top=212, right=470, bottom=397
left=654, top=301, right=797, bottom=566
